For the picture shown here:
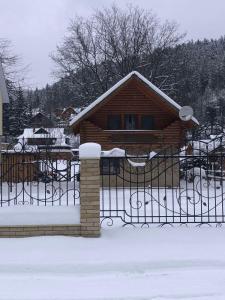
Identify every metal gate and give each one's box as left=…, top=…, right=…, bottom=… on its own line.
left=100, top=125, right=225, bottom=227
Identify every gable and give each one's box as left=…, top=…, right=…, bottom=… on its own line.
left=99, top=78, right=179, bottom=115
left=70, top=71, right=199, bottom=129
left=88, top=79, right=178, bottom=130
left=32, top=112, right=52, bottom=122
left=31, top=113, right=54, bottom=128
left=34, top=128, right=49, bottom=135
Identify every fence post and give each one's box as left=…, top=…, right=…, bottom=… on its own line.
left=79, top=143, right=101, bottom=237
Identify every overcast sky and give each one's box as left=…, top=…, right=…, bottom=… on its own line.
left=0, top=0, right=225, bottom=89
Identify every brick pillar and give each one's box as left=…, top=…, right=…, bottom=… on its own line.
left=79, top=143, right=101, bottom=237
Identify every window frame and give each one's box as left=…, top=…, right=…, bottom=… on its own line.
left=140, top=115, right=155, bottom=130
left=124, top=114, right=138, bottom=130
left=107, top=114, right=122, bottom=130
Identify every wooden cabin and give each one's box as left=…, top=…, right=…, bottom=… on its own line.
left=61, top=107, right=76, bottom=121
left=70, top=71, right=198, bottom=153
left=54, top=108, right=63, bottom=118
left=31, top=112, right=54, bottom=128
left=1, top=150, right=74, bottom=183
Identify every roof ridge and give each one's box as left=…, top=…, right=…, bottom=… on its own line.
left=70, top=71, right=199, bottom=127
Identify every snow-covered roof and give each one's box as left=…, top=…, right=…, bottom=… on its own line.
left=31, top=111, right=50, bottom=119
left=75, top=107, right=82, bottom=114
left=15, top=128, right=70, bottom=151
left=62, top=107, right=76, bottom=113
left=192, top=136, right=225, bottom=154
left=32, top=108, right=40, bottom=115
left=70, top=71, right=199, bottom=127
left=18, top=128, right=65, bottom=140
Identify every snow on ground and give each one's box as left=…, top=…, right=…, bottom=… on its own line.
left=0, top=227, right=224, bottom=299
left=0, top=205, right=80, bottom=225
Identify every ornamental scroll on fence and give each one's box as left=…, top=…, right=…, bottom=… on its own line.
left=0, top=141, right=102, bottom=238
left=100, top=125, right=225, bottom=227
left=0, top=138, right=80, bottom=206
left=2, top=125, right=225, bottom=229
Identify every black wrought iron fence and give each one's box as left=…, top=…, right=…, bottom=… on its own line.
left=100, top=126, right=225, bottom=226
left=0, top=139, right=80, bottom=206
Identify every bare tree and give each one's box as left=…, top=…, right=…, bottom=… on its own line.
left=0, top=38, right=27, bottom=94
left=0, top=39, right=29, bottom=137
left=51, top=4, right=184, bottom=102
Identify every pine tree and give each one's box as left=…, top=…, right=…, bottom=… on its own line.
left=9, top=98, right=19, bottom=137
left=3, top=103, right=10, bottom=137
left=9, top=87, right=29, bottom=137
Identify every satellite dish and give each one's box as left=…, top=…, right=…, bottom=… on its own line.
left=179, top=106, right=193, bottom=121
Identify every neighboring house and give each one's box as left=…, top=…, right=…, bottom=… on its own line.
left=2, top=128, right=72, bottom=182
left=184, top=134, right=225, bottom=157
left=70, top=71, right=198, bottom=153
left=16, top=127, right=71, bottom=150
left=31, top=112, right=54, bottom=128
left=54, top=108, right=63, bottom=118
left=56, top=107, right=78, bottom=128
left=61, top=107, right=77, bottom=121
left=184, top=135, right=225, bottom=180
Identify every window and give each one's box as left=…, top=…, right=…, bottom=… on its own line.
left=141, top=115, right=155, bottom=130
left=107, top=115, right=121, bottom=130
left=100, top=158, right=120, bottom=175
left=124, top=114, right=137, bottom=130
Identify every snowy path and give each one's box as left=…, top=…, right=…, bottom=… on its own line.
left=0, top=227, right=225, bottom=299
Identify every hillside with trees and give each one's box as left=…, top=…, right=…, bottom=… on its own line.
left=3, top=5, right=225, bottom=137
left=27, top=5, right=225, bottom=128
left=29, top=37, right=225, bottom=126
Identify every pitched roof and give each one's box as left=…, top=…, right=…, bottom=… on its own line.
left=62, top=106, right=76, bottom=113
left=32, top=112, right=48, bottom=119
left=18, top=128, right=65, bottom=139
left=70, top=71, right=199, bottom=127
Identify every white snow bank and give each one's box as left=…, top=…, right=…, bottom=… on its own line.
left=0, top=227, right=224, bottom=299
left=102, top=148, right=126, bottom=157
left=127, top=158, right=146, bottom=167
left=187, top=167, right=207, bottom=178
left=149, top=151, right=157, bottom=159
left=102, top=148, right=158, bottom=159
left=0, top=205, right=80, bottom=225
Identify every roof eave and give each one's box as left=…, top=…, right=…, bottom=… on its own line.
left=70, top=71, right=199, bottom=128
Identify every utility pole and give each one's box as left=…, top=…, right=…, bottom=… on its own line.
left=0, top=62, right=9, bottom=164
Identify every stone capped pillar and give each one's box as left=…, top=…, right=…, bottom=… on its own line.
left=79, top=143, right=101, bottom=237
